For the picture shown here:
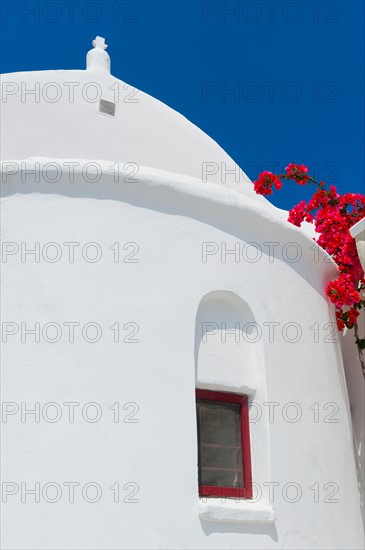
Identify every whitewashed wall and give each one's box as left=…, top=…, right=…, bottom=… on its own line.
left=1, top=164, right=363, bottom=549
left=340, top=312, right=365, bottom=522
left=0, top=69, right=266, bottom=201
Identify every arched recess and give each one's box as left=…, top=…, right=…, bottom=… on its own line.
left=194, top=290, right=273, bottom=510
left=194, top=290, right=263, bottom=394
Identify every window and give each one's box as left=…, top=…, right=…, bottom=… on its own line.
left=196, top=389, right=252, bottom=499
left=99, top=99, right=116, bottom=116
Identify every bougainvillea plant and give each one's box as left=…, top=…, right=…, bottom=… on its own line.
left=254, top=163, right=365, bottom=377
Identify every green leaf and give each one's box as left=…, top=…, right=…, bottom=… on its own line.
left=355, top=339, right=365, bottom=350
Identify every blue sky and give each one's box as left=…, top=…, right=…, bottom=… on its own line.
left=1, top=0, right=363, bottom=209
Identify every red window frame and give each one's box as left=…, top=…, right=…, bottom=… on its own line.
left=196, top=389, right=253, bottom=499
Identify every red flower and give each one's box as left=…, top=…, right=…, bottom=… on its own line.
left=336, top=311, right=346, bottom=331
left=326, top=273, right=360, bottom=309
left=348, top=308, right=360, bottom=325
left=288, top=201, right=308, bottom=227
left=284, top=163, right=310, bottom=185
left=252, top=163, right=365, bottom=341
left=336, top=308, right=360, bottom=330
left=253, top=171, right=282, bottom=196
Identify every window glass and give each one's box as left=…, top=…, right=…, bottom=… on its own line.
left=197, top=398, right=244, bottom=489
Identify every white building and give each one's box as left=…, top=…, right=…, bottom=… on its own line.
left=1, top=37, right=364, bottom=549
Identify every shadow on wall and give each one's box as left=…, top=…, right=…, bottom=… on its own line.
left=341, top=310, right=365, bottom=527
left=200, top=519, right=278, bottom=539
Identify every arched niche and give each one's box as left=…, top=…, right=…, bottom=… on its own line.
left=194, top=291, right=262, bottom=394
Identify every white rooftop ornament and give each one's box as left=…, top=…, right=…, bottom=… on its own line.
left=86, top=36, right=110, bottom=73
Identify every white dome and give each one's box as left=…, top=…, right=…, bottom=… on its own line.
left=0, top=49, right=269, bottom=205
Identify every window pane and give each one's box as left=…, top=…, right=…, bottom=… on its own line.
left=197, top=399, right=244, bottom=489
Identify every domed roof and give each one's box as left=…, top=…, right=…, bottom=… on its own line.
left=0, top=36, right=269, bottom=207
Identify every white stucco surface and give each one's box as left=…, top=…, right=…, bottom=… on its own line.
left=1, top=48, right=364, bottom=548
left=1, top=163, right=364, bottom=549
left=0, top=68, right=267, bottom=202
left=340, top=313, right=365, bottom=522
